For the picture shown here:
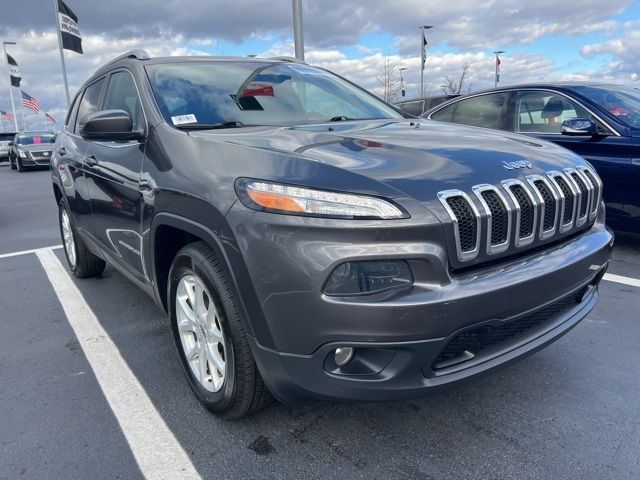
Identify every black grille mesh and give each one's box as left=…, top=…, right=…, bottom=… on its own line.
left=555, top=176, right=574, bottom=224
left=446, top=196, right=477, bottom=252
left=534, top=180, right=556, bottom=231
left=433, top=288, right=585, bottom=369
left=509, top=185, right=534, bottom=238
left=571, top=173, right=589, bottom=218
left=481, top=190, right=508, bottom=245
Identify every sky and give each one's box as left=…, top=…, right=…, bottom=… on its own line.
left=1, top=0, right=639, bottom=132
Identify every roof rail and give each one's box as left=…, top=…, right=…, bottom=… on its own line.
left=268, top=56, right=307, bottom=64
left=100, top=49, right=150, bottom=69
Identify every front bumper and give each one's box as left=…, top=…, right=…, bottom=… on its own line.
left=225, top=203, right=613, bottom=402
left=20, top=156, right=51, bottom=167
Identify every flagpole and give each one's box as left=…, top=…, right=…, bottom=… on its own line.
left=419, top=25, right=433, bottom=98
left=2, top=41, right=19, bottom=132
left=494, top=50, right=504, bottom=88
left=54, top=0, right=71, bottom=108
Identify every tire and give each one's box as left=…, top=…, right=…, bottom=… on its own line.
left=16, top=158, right=24, bottom=172
left=9, top=157, right=16, bottom=170
left=58, top=199, right=106, bottom=278
left=168, top=241, right=272, bottom=419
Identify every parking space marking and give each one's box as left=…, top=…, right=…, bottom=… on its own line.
left=0, top=244, right=62, bottom=259
left=603, top=273, right=640, bottom=289
left=36, top=249, right=202, bottom=480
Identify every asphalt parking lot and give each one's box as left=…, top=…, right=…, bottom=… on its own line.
left=1, top=163, right=639, bottom=480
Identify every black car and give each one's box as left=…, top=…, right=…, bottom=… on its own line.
left=51, top=51, right=612, bottom=419
left=424, top=83, right=640, bottom=233
left=9, top=131, right=56, bottom=171
left=0, top=132, right=16, bottom=161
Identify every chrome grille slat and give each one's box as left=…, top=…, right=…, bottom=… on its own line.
left=501, top=179, right=538, bottom=247
left=577, top=165, right=602, bottom=221
left=564, top=168, right=589, bottom=227
left=472, top=184, right=512, bottom=254
left=438, top=190, right=481, bottom=262
left=526, top=175, right=559, bottom=240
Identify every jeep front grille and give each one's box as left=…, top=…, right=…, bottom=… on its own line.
left=438, top=166, right=600, bottom=263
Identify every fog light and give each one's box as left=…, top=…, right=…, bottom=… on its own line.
left=334, top=347, right=354, bottom=367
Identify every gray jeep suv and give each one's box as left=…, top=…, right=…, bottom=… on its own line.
left=51, top=50, right=613, bottom=419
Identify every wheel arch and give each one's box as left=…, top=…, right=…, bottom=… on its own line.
left=150, top=213, right=269, bottom=344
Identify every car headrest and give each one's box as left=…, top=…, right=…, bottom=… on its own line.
left=541, top=97, right=564, bottom=119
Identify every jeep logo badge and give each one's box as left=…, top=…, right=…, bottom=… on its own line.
left=502, top=160, right=532, bottom=170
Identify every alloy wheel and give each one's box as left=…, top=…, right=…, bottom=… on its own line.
left=61, top=209, right=76, bottom=268
left=176, top=274, right=226, bottom=392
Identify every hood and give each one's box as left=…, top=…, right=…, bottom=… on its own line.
left=19, top=143, right=55, bottom=152
left=189, top=119, right=587, bottom=204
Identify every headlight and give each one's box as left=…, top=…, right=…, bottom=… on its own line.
left=18, top=149, right=27, bottom=158
left=236, top=179, right=407, bottom=219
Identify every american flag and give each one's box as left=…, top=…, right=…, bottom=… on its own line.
left=1, top=110, right=15, bottom=121
left=21, top=91, right=40, bottom=113
left=45, top=112, right=56, bottom=124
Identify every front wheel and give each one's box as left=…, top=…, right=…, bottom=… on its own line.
left=58, top=200, right=106, bottom=278
left=16, top=158, right=24, bottom=172
left=9, top=157, right=16, bottom=169
left=168, top=242, right=271, bottom=419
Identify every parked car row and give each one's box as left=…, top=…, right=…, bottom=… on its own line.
left=417, top=83, right=640, bottom=234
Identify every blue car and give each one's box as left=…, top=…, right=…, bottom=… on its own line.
left=424, top=83, right=640, bottom=233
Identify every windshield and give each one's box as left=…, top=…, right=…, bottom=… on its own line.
left=146, top=62, right=402, bottom=128
left=16, top=133, right=55, bottom=145
left=570, top=85, right=640, bottom=128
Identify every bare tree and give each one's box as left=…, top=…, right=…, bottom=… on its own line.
left=441, top=63, right=471, bottom=95
left=376, top=55, right=401, bottom=103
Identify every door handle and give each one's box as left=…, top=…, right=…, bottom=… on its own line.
left=85, top=154, right=99, bottom=167
left=56, top=146, right=66, bottom=155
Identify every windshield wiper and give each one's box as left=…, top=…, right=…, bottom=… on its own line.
left=175, top=121, right=246, bottom=130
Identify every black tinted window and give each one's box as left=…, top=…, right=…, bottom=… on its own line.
left=65, top=93, right=81, bottom=130
left=16, top=133, right=56, bottom=145
left=430, top=103, right=456, bottom=122
left=399, top=101, right=424, bottom=116
left=103, top=71, right=141, bottom=130
left=451, top=93, right=507, bottom=129
left=75, top=78, right=105, bottom=133
left=515, top=91, right=591, bottom=134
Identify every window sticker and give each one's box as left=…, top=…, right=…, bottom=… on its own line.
left=33, top=136, right=42, bottom=144
left=241, top=82, right=275, bottom=97
left=171, top=114, right=197, bottom=125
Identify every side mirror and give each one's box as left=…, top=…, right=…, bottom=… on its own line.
left=561, top=118, right=598, bottom=136
left=8, top=141, right=13, bottom=146
left=79, top=109, right=142, bottom=141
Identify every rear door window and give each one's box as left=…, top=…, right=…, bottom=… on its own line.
left=450, top=93, right=507, bottom=129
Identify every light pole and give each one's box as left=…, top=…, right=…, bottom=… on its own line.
left=2, top=41, right=19, bottom=131
left=420, top=25, right=434, bottom=98
left=493, top=50, right=504, bottom=88
left=292, top=0, right=305, bottom=61
left=398, top=67, right=407, bottom=98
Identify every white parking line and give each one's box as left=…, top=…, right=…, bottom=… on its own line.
left=603, top=273, right=640, bottom=289
left=0, top=244, right=62, bottom=259
left=36, top=249, right=202, bottom=480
